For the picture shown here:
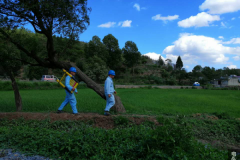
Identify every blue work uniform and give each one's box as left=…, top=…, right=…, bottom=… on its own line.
left=58, top=75, right=78, bottom=114
left=104, top=76, right=115, bottom=111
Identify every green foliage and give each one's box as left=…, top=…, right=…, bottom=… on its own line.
left=113, top=116, right=129, bottom=126
left=0, top=0, right=91, bottom=39
left=157, top=56, right=164, bottom=67
left=86, top=36, right=109, bottom=62
left=0, top=119, right=228, bottom=160
left=212, top=112, right=231, bottom=119
left=122, top=41, right=141, bottom=69
left=84, top=56, right=108, bottom=83
left=103, top=34, right=122, bottom=71
left=188, top=118, right=240, bottom=145
left=176, top=56, right=183, bottom=70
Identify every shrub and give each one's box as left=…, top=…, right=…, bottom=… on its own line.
left=113, top=116, right=129, bottom=126
left=0, top=119, right=228, bottom=160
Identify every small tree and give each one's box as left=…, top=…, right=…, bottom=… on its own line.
left=158, top=56, right=164, bottom=68
left=176, top=56, right=183, bottom=70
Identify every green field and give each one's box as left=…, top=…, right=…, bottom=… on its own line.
left=0, top=88, right=239, bottom=118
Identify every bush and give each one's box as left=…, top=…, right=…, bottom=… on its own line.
left=0, top=119, right=228, bottom=160
left=113, top=116, right=129, bottom=126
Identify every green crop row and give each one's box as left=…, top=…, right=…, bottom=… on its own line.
left=1, top=89, right=240, bottom=118
left=0, top=117, right=228, bottom=160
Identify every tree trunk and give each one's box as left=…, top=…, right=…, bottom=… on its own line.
left=54, top=61, right=126, bottom=113
left=8, top=70, right=22, bottom=112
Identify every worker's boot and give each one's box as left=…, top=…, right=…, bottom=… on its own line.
left=104, top=111, right=110, bottom=116
left=56, top=110, right=63, bottom=114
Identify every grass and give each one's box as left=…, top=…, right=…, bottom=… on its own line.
left=0, top=88, right=239, bottom=117
left=0, top=88, right=239, bottom=159
left=119, top=89, right=240, bottom=118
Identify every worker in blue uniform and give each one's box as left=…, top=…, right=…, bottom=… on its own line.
left=57, top=67, right=79, bottom=114
left=104, top=70, right=116, bottom=116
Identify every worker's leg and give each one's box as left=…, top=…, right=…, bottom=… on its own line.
left=104, top=94, right=115, bottom=111
left=69, top=96, right=78, bottom=114
left=58, top=96, right=69, bottom=111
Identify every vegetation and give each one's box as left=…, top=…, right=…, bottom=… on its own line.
left=0, top=117, right=229, bottom=160
left=0, top=88, right=239, bottom=118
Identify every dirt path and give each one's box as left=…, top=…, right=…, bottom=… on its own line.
left=0, top=112, right=159, bottom=129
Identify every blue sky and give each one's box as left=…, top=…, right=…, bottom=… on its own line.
left=78, top=0, right=240, bottom=71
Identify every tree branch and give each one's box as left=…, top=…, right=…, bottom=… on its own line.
left=0, top=28, right=49, bottom=67
left=11, top=58, right=41, bottom=66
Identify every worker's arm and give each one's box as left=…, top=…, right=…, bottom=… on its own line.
left=104, top=78, right=111, bottom=97
left=75, top=88, right=78, bottom=93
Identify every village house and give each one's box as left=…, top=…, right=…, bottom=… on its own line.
left=213, top=75, right=240, bottom=87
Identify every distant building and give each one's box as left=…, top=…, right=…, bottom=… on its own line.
left=213, top=75, right=240, bottom=87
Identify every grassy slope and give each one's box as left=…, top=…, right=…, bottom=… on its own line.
left=0, top=88, right=239, bottom=118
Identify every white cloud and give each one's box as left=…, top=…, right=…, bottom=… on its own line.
left=99, top=20, right=132, bottom=28
left=143, top=52, right=164, bottom=61
left=222, top=38, right=240, bottom=44
left=162, top=33, right=240, bottom=66
left=133, top=3, right=140, bottom=11
left=232, top=17, right=236, bottom=20
left=178, top=12, right=220, bottom=28
left=200, top=0, right=240, bottom=14
left=152, top=14, right=179, bottom=21
left=221, top=22, right=227, bottom=28
left=98, top=22, right=116, bottom=28
left=228, top=65, right=237, bottom=69
left=233, top=56, right=240, bottom=61
left=121, top=20, right=132, bottom=27
left=218, top=36, right=224, bottom=39
left=133, top=3, right=146, bottom=11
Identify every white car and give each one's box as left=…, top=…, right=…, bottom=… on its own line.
left=41, top=75, right=56, bottom=82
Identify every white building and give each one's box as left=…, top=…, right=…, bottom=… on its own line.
left=214, top=75, right=240, bottom=87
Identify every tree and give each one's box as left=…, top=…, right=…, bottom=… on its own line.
left=165, top=59, right=172, bottom=63
left=158, top=56, right=164, bottom=67
left=122, top=41, right=141, bottom=75
left=176, top=56, right=183, bottom=70
left=0, top=0, right=125, bottom=112
left=103, top=34, right=122, bottom=71
left=176, top=68, right=187, bottom=84
left=191, top=65, right=203, bottom=83
left=87, top=36, right=108, bottom=62
left=192, top=65, right=203, bottom=73
left=0, top=33, right=22, bottom=111
left=202, top=66, right=215, bottom=81
left=84, top=56, right=108, bottom=83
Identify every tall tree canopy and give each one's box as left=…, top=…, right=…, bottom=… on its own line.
left=176, top=56, right=183, bottom=70
left=0, top=0, right=126, bottom=112
left=102, top=34, right=122, bottom=71
left=122, top=41, right=141, bottom=75
left=158, top=56, right=164, bottom=67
